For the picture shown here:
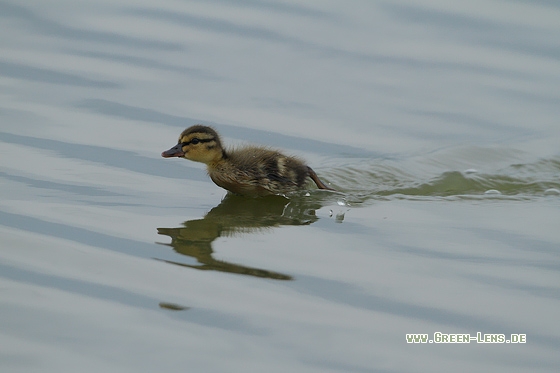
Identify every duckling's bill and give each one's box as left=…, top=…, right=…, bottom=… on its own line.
left=161, top=143, right=185, bottom=158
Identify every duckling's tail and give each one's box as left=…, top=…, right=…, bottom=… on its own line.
left=307, top=166, right=336, bottom=191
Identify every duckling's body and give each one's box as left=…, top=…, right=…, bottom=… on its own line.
left=162, top=125, right=334, bottom=196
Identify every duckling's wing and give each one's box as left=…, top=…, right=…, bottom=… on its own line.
left=266, top=171, right=297, bottom=184
left=222, top=147, right=310, bottom=195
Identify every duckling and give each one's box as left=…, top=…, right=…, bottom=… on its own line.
left=162, top=125, right=335, bottom=196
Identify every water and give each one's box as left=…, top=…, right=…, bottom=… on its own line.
left=1, top=1, right=560, bottom=372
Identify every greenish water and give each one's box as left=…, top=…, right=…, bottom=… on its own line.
left=328, top=153, right=560, bottom=200
left=1, top=1, right=560, bottom=372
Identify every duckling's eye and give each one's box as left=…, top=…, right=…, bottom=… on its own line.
left=179, top=137, right=213, bottom=147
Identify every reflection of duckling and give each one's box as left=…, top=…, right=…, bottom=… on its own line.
left=156, top=194, right=318, bottom=280
left=162, top=125, right=335, bottom=196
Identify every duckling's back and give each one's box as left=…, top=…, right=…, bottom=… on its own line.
left=208, top=147, right=309, bottom=196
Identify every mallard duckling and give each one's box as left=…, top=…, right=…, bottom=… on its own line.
left=162, top=125, right=335, bottom=196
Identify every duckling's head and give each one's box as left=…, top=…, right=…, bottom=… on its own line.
left=162, top=125, right=225, bottom=165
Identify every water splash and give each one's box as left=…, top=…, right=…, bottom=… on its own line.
left=544, top=188, right=560, bottom=196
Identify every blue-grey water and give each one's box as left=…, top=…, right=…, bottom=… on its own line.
left=1, top=1, right=560, bottom=372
